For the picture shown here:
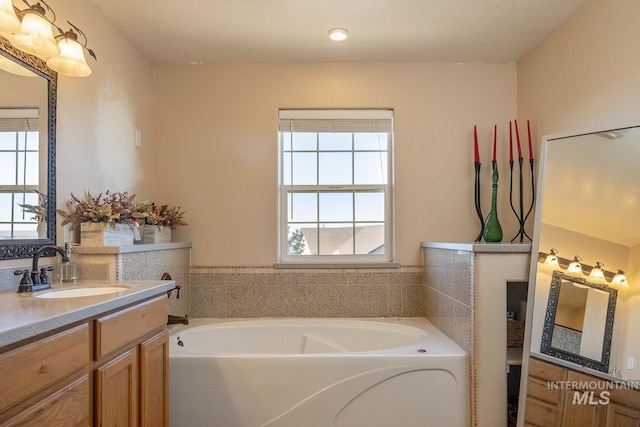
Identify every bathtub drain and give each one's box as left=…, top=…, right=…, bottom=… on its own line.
left=417, top=348, right=427, bottom=353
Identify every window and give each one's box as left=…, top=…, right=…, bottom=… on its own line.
left=278, top=109, right=395, bottom=265
left=0, top=109, right=40, bottom=239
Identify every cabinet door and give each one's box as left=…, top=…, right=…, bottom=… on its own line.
left=606, top=403, right=640, bottom=427
left=139, top=330, right=169, bottom=427
left=561, top=389, right=606, bottom=426
left=95, top=348, right=138, bottom=427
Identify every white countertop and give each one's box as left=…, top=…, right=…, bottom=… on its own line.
left=0, top=279, right=175, bottom=348
left=421, top=241, right=532, bottom=253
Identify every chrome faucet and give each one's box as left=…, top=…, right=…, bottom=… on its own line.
left=14, top=245, right=70, bottom=293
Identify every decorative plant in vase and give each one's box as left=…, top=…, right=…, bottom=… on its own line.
left=57, top=191, right=150, bottom=246
left=143, top=203, right=187, bottom=243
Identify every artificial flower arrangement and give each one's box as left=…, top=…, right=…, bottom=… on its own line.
left=57, top=190, right=150, bottom=230
left=145, top=203, right=188, bottom=230
left=57, top=190, right=187, bottom=230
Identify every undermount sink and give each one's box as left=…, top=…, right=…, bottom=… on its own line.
left=34, top=286, right=129, bottom=299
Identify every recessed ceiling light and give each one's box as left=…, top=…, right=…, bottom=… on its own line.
left=328, top=28, right=349, bottom=41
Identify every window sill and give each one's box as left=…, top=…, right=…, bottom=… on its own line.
left=274, top=262, right=400, bottom=269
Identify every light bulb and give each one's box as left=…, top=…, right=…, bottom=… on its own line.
left=328, top=28, right=349, bottom=41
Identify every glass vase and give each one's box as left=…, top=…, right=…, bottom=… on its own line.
left=483, top=162, right=503, bottom=242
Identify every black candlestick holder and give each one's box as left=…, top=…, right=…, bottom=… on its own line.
left=510, top=157, right=535, bottom=242
left=474, top=161, right=485, bottom=242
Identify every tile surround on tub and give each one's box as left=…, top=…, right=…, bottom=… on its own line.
left=189, top=265, right=424, bottom=318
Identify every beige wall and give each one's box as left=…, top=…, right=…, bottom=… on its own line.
left=155, top=62, right=518, bottom=265
left=518, top=0, right=640, bottom=136
left=52, top=0, right=157, bottom=243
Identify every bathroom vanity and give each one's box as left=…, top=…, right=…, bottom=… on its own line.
left=0, top=280, right=174, bottom=426
left=524, top=357, right=640, bottom=426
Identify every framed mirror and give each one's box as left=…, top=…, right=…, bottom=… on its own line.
left=527, top=123, right=640, bottom=379
left=0, top=37, right=57, bottom=259
left=540, top=270, right=617, bottom=372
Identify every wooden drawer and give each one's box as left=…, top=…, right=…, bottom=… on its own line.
left=528, top=376, right=563, bottom=404
left=0, top=324, right=88, bottom=413
left=94, top=296, right=167, bottom=360
left=529, top=357, right=567, bottom=382
left=1, top=375, right=89, bottom=427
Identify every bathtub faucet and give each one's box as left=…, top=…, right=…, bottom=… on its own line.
left=168, top=314, right=189, bottom=326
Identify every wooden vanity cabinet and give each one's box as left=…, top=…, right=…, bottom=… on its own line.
left=93, top=295, right=169, bottom=427
left=0, top=294, right=169, bottom=427
left=525, top=357, right=640, bottom=427
left=0, top=324, right=90, bottom=427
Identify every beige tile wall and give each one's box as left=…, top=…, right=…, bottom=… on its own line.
left=423, top=248, right=474, bottom=354
left=189, top=265, right=424, bottom=318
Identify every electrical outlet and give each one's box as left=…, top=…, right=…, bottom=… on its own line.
left=628, top=357, right=635, bottom=370
left=135, top=129, right=142, bottom=147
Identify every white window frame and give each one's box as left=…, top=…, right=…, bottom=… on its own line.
left=277, top=109, right=396, bottom=267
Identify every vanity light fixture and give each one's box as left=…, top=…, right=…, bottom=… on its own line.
left=328, top=28, right=349, bottom=41
left=565, top=255, right=584, bottom=277
left=588, top=261, right=607, bottom=284
left=0, top=0, right=96, bottom=77
left=543, top=248, right=560, bottom=267
left=611, top=269, right=630, bottom=290
left=46, top=26, right=93, bottom=77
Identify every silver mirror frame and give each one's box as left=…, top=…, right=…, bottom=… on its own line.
left=0, top=37, right=57, bottom=259
left=540, top=270, right=617, bottom=372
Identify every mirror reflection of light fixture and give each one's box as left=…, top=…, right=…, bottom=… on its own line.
left=0, top=53, right=37, bottom=75
left=611, top=269, right=630, bottom=290
left=588, top=261, right=607, bottom=284
left=566, top=255, right=584, bottom=277
left=0, top=0, right=96, bottom=77
left=543, top=248, right=560, bottom=267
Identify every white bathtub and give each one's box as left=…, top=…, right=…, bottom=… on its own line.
left=169, top=318, right=469, bottom=427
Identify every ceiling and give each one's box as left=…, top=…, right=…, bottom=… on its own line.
left=90, top=0, right=585, bottom=63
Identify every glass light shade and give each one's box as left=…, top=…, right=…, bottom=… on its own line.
left=0, top=0, right=21, bottom=33
left=611, top=270, right=630, bottom=290
left=9, top=11, right=60, bottom=58
left=588, top=262, right=607, bottom=284
left=543, top=249, right=559, bottom=267
left=46, top=37, right=91, bottom=77
left=565, top=256, right=584, bottom=276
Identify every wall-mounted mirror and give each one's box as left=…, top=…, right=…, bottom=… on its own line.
left=540, top=270, right=617, bottom=372
left=0, top=37, right=57, bottom=259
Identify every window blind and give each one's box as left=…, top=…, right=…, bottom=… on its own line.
left=278, top=109, right=393, bottom=133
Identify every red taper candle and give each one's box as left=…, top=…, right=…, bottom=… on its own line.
left=492, top=125, right=497, bottom=161
left=474, top=125, right=479, bottom=162
left=514, top=119, right=523, bottom=158
left=509, top=121, right=513, bottom=161
left=527, top=120, right=534, bottom=160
